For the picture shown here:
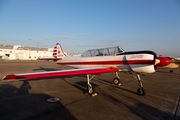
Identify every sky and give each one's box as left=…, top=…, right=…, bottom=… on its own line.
left=0, top=0, right=180, bottom=57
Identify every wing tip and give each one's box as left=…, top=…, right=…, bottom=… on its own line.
left=2, top=75, right=18, bottom=80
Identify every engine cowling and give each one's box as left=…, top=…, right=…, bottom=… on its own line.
left=118, top=51, right=171, bottom=73
left=155, top=57, right=171, bottom=67
left=124, top=51, right=156, bottom=73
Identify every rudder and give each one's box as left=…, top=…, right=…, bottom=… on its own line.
left=53, top=43, right=67, bottom=58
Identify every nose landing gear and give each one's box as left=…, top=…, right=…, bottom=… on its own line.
left=136, top=74, right=146, bottom=96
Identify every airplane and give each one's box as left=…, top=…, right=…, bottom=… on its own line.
left=2, top=43, right=171, bottom=96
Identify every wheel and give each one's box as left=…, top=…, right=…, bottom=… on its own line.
left=113, top=78, right=120, bottom=85
left=154, top=65, right=157, bottom=70
left=170, top=70, right=173, bottom=73
left=87, top=84, right=93, bottom=94
left=137, top=87, right=146, bottom=96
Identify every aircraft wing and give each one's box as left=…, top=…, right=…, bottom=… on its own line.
left=3, top=67, right=119, bottom=80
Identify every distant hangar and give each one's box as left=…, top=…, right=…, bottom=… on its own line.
left=0, top=44, right=54, bottom=60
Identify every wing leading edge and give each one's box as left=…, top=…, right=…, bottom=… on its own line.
left=3, top=67, right=119, bottom=80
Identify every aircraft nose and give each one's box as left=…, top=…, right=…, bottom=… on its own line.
left=155, top=57, right=171, bottom=67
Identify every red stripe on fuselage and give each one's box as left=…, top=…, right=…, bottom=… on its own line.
left=57, top=60, right=154, bottom=65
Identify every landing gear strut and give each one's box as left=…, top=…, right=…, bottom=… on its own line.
left=87, top=84, right=93, bottom=94
left=136, top=74, right=146, bottom=96
left=113, top=72, right=121, bottom=85
left=87, top=74, right=95, bottom=95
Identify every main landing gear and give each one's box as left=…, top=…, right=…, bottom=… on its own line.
left=112, top=72, right=121, bottom=86
left=86, top=72, right=122, bottom=95
left=86, top=72, right=146, bottom=96
left=87, top=74, right=95, bottom=95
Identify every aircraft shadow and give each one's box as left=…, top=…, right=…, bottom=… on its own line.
left=60, top=76, right=87, bottom=93
left=62, top=77, right=98, bottom=94
left=156, top=70, right=180, bottom=75
left=18, top=73, right=89, bottom=94
left=0, top=82, right=77, bottom=120
left=30, top=66, right=91, bottom=93
left=33, top=66, right=63, bottom=71
left=97, top=78, right=137, bottom=95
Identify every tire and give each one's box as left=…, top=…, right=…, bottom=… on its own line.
left=137, top=87, right=146, bottom=96
left=113, top=78, right=120, bottom=85
left=170, top=70, right=173, bottom=73
left=87, top=84, right=93, bottom=94
left=154, top=65, right=157, bottom=70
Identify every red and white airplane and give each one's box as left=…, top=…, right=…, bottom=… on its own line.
left=3, top=43, right=170, bottom=96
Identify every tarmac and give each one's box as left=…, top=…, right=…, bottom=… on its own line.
left=0, top=61, right=180, bottom=120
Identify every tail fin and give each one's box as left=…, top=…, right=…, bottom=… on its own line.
left=53, top=43, right=67, bottom=58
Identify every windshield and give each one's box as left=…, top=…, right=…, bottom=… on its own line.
left=81, top=46, right=125, bottom=57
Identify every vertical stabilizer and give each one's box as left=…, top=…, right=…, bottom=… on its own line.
left=53, top=43, right=67, bottom=58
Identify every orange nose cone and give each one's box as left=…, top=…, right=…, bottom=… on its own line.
left=156, top=57, right=171, bottom=66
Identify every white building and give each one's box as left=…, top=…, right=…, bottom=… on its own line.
left=0, top=44, right=54, bottom=60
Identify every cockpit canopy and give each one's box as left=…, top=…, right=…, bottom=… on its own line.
left=81, top=46, right=125, bottom=57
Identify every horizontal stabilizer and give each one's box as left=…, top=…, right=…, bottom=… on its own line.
left=38, top=57, right=62, bottom=60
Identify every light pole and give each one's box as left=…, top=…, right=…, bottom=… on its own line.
left=29, top=38, right=32, bottom=60
left=37, top=42, right=39, bottom=48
